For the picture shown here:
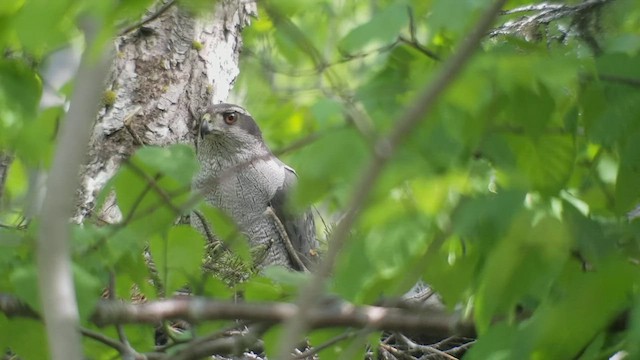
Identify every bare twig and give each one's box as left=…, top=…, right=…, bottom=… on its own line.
left=171, top=323, right=270, bottom=360
left=292, top=329, right=367, bottom=359
left=591, top=73, right=640, bottom=89
left=491, top=0, right=613, bottom=50
left=265, top=5, right=378, bottom=144
left=108, top=272, right=135, bottom=358
left=119, top=0, right=177, bottom=36
left=265, top=206, right=309, bottom=272
left=123, top=106, right=145, bottom=146
left=273, top=131, right=326, bottom=156
left=123, top=160, right=183, bottom=215
left=36, top=16, right=112, bottom=360
left=403, top=8, right=441, bottom=61
left=276, top=1, right=508, bottom=358
left=397, top=334, right=458, bottom=360
left=399, top=36, right=441, bottom=61
left=0, top=293, right=39, bottom=319
left=79, top=327, right=128, bottom=353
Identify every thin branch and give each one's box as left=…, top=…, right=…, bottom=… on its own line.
left=164, top=320, right=253, bottom=352
left=171, top=323, right=270, bottom=360
left=108, top=273, right=132, bottom=352
left=500, top=3, right=565, bottom=15
left=592, top=73, right=640, bottom=89
left=119, top=0, right=177, bottom=36
left=265, top=206, right=309, bottom=272
left=264, top=4, right=378, bottom=144
left=0, top=293, right=39, bottom=319
left=276, top=1, right=508, bottom=358
left=292, top=329, right=365, bottom=359
left=79, top=327, right=128, bottom=353
left=0, top=222, right=27, bottom=230
left=113, top=173, right=156, bottom=224
left=246, top=40, right=399, bottom=78
left=397, top=334, right=458, bottom=360
left=123, top=160, right=183, bottom=215
left=36, top=16, right=112, bottom=360
left=273, top=131, right=326, bottom=157
left=399, top=36, right=441, bottom=61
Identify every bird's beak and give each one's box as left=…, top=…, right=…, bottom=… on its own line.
left=199, top=113, right=215, bottom=138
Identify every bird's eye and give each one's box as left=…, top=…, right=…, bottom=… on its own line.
left=223, top=112, right=237, bottom=125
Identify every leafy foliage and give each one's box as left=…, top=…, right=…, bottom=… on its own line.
left=1, top=0, right=640, bottom=359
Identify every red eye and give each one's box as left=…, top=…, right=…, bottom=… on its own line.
left=223, top=112, right=237, bottom=125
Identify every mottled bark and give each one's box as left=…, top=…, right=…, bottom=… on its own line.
left=74, top=0, right=256, bottom=222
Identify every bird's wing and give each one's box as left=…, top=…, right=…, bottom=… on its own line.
left=269, top=161, right=319, bottom=271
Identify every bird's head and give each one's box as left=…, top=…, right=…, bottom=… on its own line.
left=198, top=103, right=267, bottom=153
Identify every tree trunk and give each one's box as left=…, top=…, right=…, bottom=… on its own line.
left=74, top=0, right=257, bottom=223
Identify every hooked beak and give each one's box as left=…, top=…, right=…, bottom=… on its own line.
left=199, top=113, right=218, bottom=138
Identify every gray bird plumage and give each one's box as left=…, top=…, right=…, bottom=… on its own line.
left=192, top=103, right=318, bottom=271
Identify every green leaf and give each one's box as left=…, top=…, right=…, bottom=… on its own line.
left=624, top=296, right=640, bottom=358
left=241, top=276, right=285, bottom=301
left=363, top=218, right=428, bottom=280
left=502, top=85, right=556, bottom=136
left=429, top=0, right=486, bottom=35
left=310, top=98, right=344, bottom=127
left=339, top=3, right=409, bottom=54
left=308, top=329, right=351, bottom=358
left=262, top=325, right=282, bottom=360
left=463, top=323, right=518, bottom=360
left=12, top=0, right=76, bottom=52
left=201, top=276, right=233, bottom=299
left=0, top=59, right=42, bottom=149
left=197, top=203, right=251, bottom=262
left=453, top=191, right=525, bottom=243
left=263, top=266, right=308, bottom=288
left=474, top=214, right=572, bottom=332
left=266, top=0, right=315, bottom=16
left=357, top=44, right=427, bottom=123
left=9, top=264, right=40, bottom=313
left=4, top=157, right=27, bottom=202
left=332, top=233, right=375, bottom=303
left=615, top=132, right=640, bottom=213
left=0, top=317, right=47, bottom=359
left=491, top=133, right=575, bottom=195
left=0, top=0, right=24, bottom=16
left=596, top=53, right=640, bottom=78
left=111, top=145, right=196, bottom=239
left=149, top=226, right=204, bottom=294
left=13, top=106, right=59, bottom=166
left=581, top=83, right=640, bottom=147
left=0, top=59, right=41, bottom=120
left=291, top=128, right=367, bottom=207
left=562, top=200, right=614, bottom=266
left=423, top=235, right=479, bottom=307
left=72, top=263, right=102, bottom=320
left=524, top=256, right=636, bottom=359
left=134, top=145, right=198, bottom=185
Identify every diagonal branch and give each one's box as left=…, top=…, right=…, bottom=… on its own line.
left=275, top=0, right=509, bottom=358
left=36, top=17, right=112, bottom=360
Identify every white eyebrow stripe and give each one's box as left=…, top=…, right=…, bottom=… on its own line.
left=211, top=103, right=251, bottom=116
